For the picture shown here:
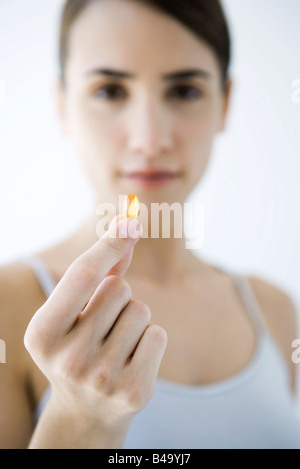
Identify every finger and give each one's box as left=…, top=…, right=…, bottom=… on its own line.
left=71, top=275, right=133, bottom=342
left=127, top=325, right=168, bottom=399
left=75, top=215, right=135, bottom=318
left=99, top=300, right=152, bottom=373
left=33, top=216, right=142, bottom=337
left=76, top=248, right=134, bottom=324
left=105, top=214, right=137, bottom=277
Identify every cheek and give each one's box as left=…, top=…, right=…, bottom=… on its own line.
left=178, top=94, right=222, bottom=145
left=66, top=96, right=121, bottom=187
left=69, top=97, right=118, bottom=151
left=177, top=107, right=219, bottom=186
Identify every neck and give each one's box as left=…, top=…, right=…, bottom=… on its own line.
left=128, top=235, right=192, bottom=281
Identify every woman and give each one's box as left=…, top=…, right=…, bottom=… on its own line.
left=0, top=0, right=299, bottom=449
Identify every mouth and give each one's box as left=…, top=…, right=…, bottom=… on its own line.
left=119, top=169, right=183, bottom=188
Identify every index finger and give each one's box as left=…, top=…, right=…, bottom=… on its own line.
left=36, top=216, right=141, bottom=335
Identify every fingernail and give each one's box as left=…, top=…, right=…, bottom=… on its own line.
left=119, top=218, right=142, bottom=240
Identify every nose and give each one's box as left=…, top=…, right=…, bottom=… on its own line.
left=128, top=98, right=173, bottom=158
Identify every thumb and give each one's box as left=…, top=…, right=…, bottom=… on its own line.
left=105, top=214, right=142, bottom=278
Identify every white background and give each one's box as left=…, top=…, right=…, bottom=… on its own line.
left=0, top=0, right=299, bottom=309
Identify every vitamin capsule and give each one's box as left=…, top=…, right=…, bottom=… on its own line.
left=123, top=194, right=139, bottom=219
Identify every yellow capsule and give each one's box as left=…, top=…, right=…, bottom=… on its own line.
left=123, top=194, right=139, bottom=219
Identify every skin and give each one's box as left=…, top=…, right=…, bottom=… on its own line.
left=0, top=0, right=298, bottom=449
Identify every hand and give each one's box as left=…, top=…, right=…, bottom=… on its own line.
left=24, top=216, right=168, bottom=448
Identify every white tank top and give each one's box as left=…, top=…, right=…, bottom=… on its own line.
left=21, top=256, right=300, bottom=449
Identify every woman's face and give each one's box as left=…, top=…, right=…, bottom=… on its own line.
left=57, top=0, right=231, bottom=206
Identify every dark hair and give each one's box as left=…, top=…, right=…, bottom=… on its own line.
left=59, top=0, right=231, bottom=90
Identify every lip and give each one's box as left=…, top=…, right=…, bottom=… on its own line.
left=120, top=169, right=182, bottom=188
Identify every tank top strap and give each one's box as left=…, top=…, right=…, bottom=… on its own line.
left=20, top=256, right=57, bottom=298
left=211, top=262, right=268, bottom=338
left=231, top=273, right=268, bottom=338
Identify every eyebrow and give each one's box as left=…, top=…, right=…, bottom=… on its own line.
left=83, top=67, right=212, bottom=81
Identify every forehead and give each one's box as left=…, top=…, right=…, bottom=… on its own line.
left=66, top=0, right=219, bottom=77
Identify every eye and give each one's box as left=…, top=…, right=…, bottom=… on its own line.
left=92, top=83, right=203, bottom=102
left=168, top=85, right=203, bottom=101
left=93, top=84, right=126, bottom=101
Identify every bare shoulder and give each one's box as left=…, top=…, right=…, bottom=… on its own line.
left=0, top=261, right=48, bottom=448
left=0, top=259, right=50, bottom=376
left=248, top=275, right=298, bottom=393
left=0, top=260, right=47, bottom=340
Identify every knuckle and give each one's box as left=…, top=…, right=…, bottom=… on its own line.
left=128, top=299, right=151, bottom=323
left=24, top=313, right=49, bottom=356
left=55, top=347, right=85, bottom=383
left=103, top=236, right=125, bottom=259
left=103, top=275, right=132, bottom=301
left=126, top=385, right=149, bottom=412
left=95, top=361, right=114, bottom=393
left=59, top=356, right=82, bottom=384
left=24, top=325, right=35, bottom=353
left=58, top=357, right=77, bottom=382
